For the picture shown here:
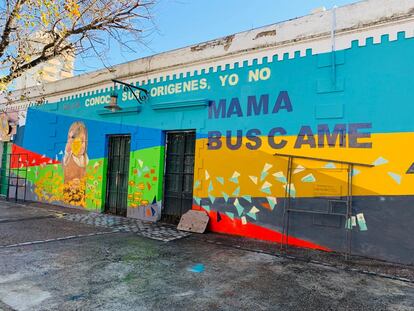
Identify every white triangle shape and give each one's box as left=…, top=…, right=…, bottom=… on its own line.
left=263, top=163, right=272, bottom=172
left=232, top=171, right=241, bottom=178
left=293, top=165, right=305, bottom=174
left=261, top=181, right=272, bottom=190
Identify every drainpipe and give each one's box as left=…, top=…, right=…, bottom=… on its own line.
left=331, top=5, right=337, bottom=85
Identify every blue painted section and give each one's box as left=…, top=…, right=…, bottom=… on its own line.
left=23, top=109, right=163, bottom=159
left=31, top=33, right=414, bottom=137
left=14, top=126, right=25, bottom=146
left=315, top=104, right=344, bottom=119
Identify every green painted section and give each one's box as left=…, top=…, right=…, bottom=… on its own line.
left=26, top=163, right=63, bottom=203
left=23, top=146, right=165, bottom=211
left=85, top=158, right=106, bottom=211
left=25, top=158, right=105, bottom=211
left=127, top=146, right=165, bottom=207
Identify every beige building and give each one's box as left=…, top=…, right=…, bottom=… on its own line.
left=13, top=54, right=74, bottom=91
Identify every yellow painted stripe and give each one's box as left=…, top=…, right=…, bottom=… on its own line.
left=193, top=132, right=414, bottom=197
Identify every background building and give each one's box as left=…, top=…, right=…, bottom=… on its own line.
left=13, top=32, right=75, bottom=90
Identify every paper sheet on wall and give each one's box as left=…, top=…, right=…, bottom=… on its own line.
left=357, top=213, right=368, bottom=231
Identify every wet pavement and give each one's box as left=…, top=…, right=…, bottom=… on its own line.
left=0, top=200, right=413, bottom=311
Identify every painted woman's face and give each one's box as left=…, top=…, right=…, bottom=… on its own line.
left=66, top=127, right=86, bottom=156
left=71, top=137, right=82, bottom=156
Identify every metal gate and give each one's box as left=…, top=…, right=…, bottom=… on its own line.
left=163, top=131, right=196, bottom=223
left=105, top=135, right=131, bottom=216
left=0, top=147, right=28, bottom=202
left=275, top=152, right=373, bottom=259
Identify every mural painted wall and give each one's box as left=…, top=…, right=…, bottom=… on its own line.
left=13, top=30, right=414, bottom=264
left=62, top=121, right=89, bottom=206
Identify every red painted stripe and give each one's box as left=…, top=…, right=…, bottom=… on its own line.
left=193, top=204, right=331, bottom=251
left=11, top=144, right=60, bottom=168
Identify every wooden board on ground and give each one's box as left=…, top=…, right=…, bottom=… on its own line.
left=177, top=210, right=209, bottom=233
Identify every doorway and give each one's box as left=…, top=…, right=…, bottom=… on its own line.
left=0, top=142, right=9, bottom=197
left=162, top=131, right=196, bottom=224
left=105, top=135, right=131, bottom=216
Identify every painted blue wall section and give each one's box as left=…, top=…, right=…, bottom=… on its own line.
left=32, top=33, right=414, bottom=137
left=23, top=109, right=163, bottom=159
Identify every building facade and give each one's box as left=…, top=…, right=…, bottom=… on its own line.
left=2, top=0, right=414, bottom=264
left=13, top=32, right=75, bottom=90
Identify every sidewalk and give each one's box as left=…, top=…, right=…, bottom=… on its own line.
left=4, top=199, right=414, bottom=282
left=11, top=200, right=190, bottom=242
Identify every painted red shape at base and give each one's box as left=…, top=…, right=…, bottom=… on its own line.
left=11, top=144, right=60, bottom=168
left=193, top=204, right=331, bottom=252
left=261, top=202, right=272, bottom=210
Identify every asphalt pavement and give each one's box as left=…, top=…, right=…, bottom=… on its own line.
left=0, top=200, right=413, bottom=311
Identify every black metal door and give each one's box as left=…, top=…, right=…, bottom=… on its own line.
left=105, top=135, right=130, bottom=216
left=163, top=131, right=196, bottom=223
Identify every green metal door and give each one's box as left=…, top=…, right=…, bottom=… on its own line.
left=0, top=142, right=10, bottom=196
left=163, top=131, right=196, bottom=223
left=105, top=135, right=131, bottom=216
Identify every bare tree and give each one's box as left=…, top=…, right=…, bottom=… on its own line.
left=0, top=0, right=154, bottom=90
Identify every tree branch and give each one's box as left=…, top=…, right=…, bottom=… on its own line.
left=0, top=0, right=155, bottom=89
left=0, top=0, right=27, bottom=59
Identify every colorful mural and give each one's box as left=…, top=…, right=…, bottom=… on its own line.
left=126, top=147, right=164, bottom=221
left=9, top=27, right=414, bottom=264
left=62, top=121, right=89, bottom=206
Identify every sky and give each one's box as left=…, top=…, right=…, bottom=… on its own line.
left=74, top=0, right=359, bottom=74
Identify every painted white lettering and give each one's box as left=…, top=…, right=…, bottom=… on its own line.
left=219, top=75, right=228, bottom=86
